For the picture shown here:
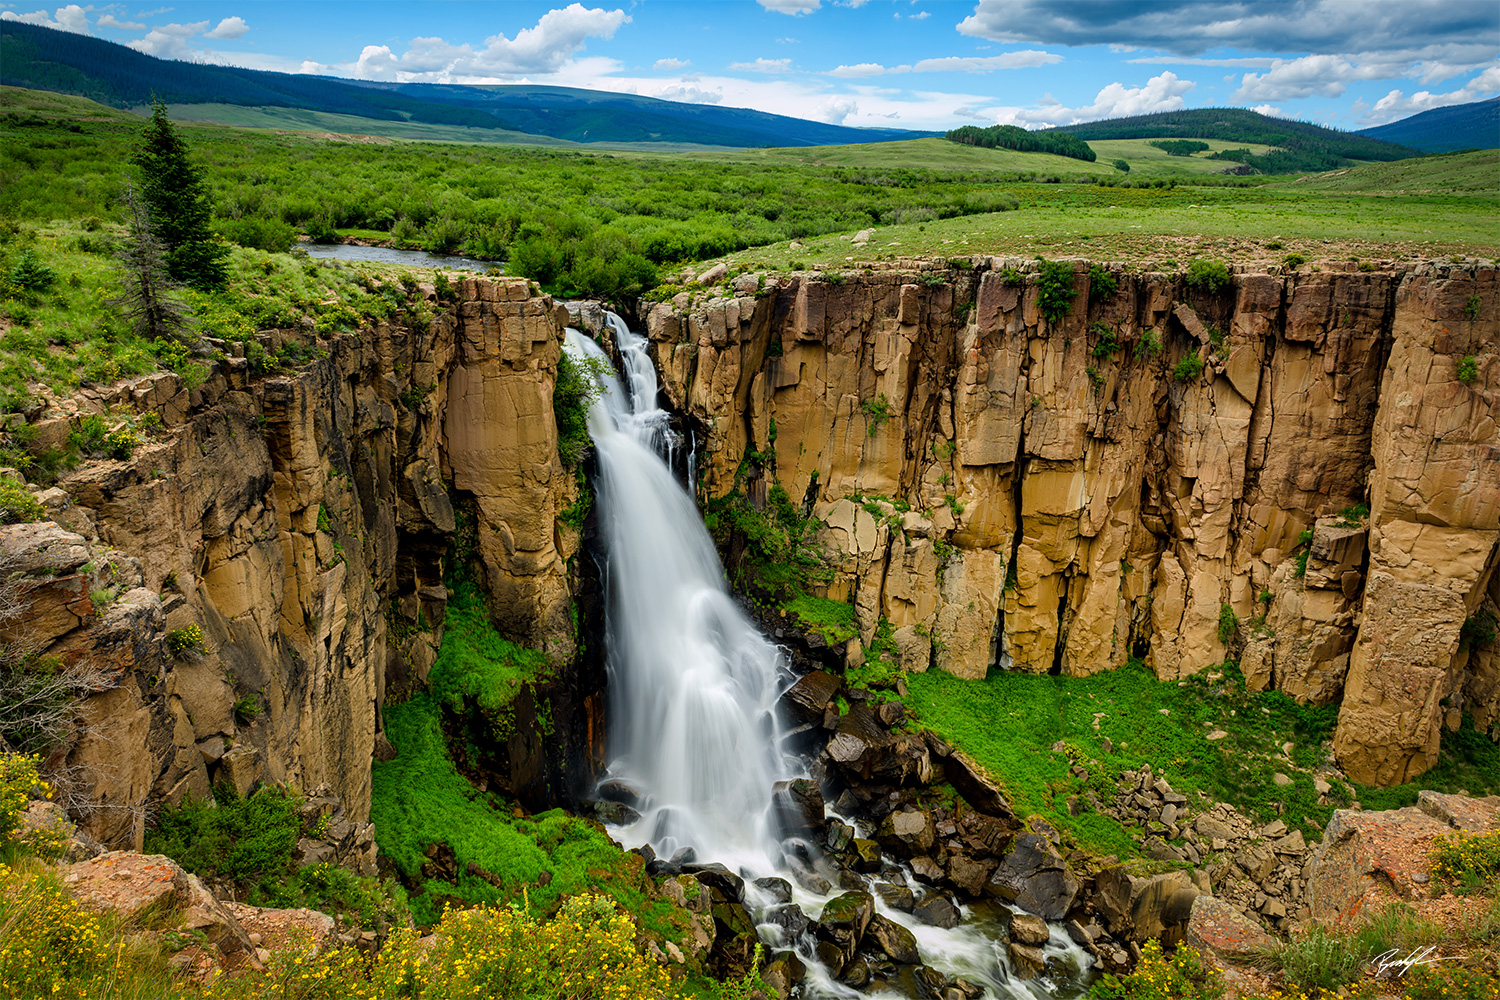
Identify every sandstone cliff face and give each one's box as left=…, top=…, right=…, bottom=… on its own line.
left=1, top=277, right=585, bottom=848
left=642, top=258, right=1498, bottom=785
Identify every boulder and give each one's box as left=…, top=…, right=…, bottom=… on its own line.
left=816, top=891, right=875, bottom=971
left=1095, top=863, right=1199, bottom=945
left=1008, top=942, right=1047, bottom=980
left=1008, top=912, right=1050, bottom=946
left=985, top=833, right=1081, bottom=920
left=1307, top=804, right=1457, bottom=922
left=866, top=913, right=921, bottom=964
left=944, top=752, right=1013, bottom=818
left=772, top=778, right=826, bottom=838
left=877, top=809, right=936, bottom=855
left=945, top=852, right=994, bottom=898
left=1185, top=895, right=1275, bottom=958
left=784, top=671, right=841, bottom=723
left=912, top=892, right=961, bottom=929
left=681, top=862, right=745, bottom=903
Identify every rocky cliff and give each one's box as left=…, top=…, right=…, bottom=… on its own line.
left=5, top=260, right=1494, bottom=852
left=641, top=258, right=1497, bottom=787
left=0, top=277, right=591, bottom=849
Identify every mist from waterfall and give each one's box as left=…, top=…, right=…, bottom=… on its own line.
left=563, top=315, right=1092, bottom=1000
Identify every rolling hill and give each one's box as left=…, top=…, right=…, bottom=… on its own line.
left=1356, top=98, right=1500, bottom=154
left=1054, top=107, right=1419, bottom=173
left=0, top=20, right=931, bottom=148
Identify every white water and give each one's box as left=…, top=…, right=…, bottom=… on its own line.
left=564, top=317, right=1092, bottom=1000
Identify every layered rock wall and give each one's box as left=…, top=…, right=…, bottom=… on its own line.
left=642, top=259, right=1498, bottom=785
left=2, top=277, right=585, bottom=848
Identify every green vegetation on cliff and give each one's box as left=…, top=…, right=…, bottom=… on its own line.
left=428, top=584, right=552, bottom=716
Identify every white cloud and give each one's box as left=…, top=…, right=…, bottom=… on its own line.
left=757, top=0, right=820, bottom=14
left=911, top=50, right=1062, bottom=73
left=727, top=57, right=792, bottom=73
left=828, top=62, right=886, bottom=78
left=1, top=4, right=90, bottom=34
left=97, top=13, right=146, bottom=30
left=1007, top=70, right=1196, bottom=127
left=1233, top=54, right=1378, bottom=101
left=354, top=44, right=400, bottom=79
left=204, top=15, right=247, bottom=40
left=654, top=57, right=690, bottom=70
left=896, top=9, right=930, bottom=18
left=127, top=20, right=211, bottom=58
left=1360, top=65, right=1500, bottom=124
left=1129, top=56, right=1278, bottom=68
left=815, top=96, right=858, bottom=123
left=653, top=84, right=723, bottom=104
left=1250, top=103, right=1290, bottom=118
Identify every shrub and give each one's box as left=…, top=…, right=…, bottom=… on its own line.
left=1285, top=252, right=1307, bottom=268
left=1402, top=964, right=1500, bottom=1000
left=1112, top=159, right=1130, bottom=172
left=1465, top=294, right=1482, bottom=320
left=1274, top=922, right=1370, bottom=992
left=998, top=266, right=1023, bottom=286
left=164, top=624, right=204, bottom=655
left=0, top=754, right=47, bottom=855
left=1218, top=604, right=1237, bottom=644
left=1172, top=353, right=1204, bottom=382
left=215, top=215, right=297, bottom=253
left=1461, top=610, right=1497, bottom=651
left=861, top=392, right=891, bottom=435
left=1431, top=829, right=1500, bottom=891
left=1036, top=258, right=1077, bottom=325
left=782, top=594, right=857, bottom=645
left=1088, top=264, right=1118, bottom=303
left=553, top=350, right=609, bottom=468
left=5, top=248, right=56, bottom=294
left=0, top=478, right=45, bottom=525
left=1089, top=939, right=1223, bottom=1000
left=1089, top=321, right=1119, bottom=358
left=1185, top=259, right=1231, bottom=293
left=1458, top=354, right=1479, bottom=385
left=1134, top=327, right=1163, bottom=359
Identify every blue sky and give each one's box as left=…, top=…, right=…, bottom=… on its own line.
left=4, top=1, right=1497, bottom=130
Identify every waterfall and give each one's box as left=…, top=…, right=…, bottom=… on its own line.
left=564, top=317, right=1092, bottom=1000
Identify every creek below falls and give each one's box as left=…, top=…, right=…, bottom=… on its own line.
left=563, top=312, right=1095, bottom=1000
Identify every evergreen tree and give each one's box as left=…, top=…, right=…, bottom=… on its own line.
left=114, top=186, right=192, bottom=343
left=133, top=99, right=227, bottom=289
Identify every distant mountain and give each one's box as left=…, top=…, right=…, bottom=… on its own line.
left=0, top=20, right=932, bottom=148
left=1356, top=98, right=1500, bottom=154
left=1056, top=107, right=1420, bottom=173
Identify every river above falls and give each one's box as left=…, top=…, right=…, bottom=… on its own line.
left=301, top=241, right=501, bottom=272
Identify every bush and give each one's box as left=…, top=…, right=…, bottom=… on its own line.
left=1088, top=264, right=1118, bottom=303
left=553, top=350, right=612, bottom=468
left=1458, top=354, right=1479, bottom=385
left=861, top=392, right=891, bottom=435
left=0, top=754, right=47, bottom=856
left=1134, top=327, right=1163, bottom=359
left=1089, top=939, right=1223, bottom=1000
left=1462, top=610, right=1497, bottom=651
left=782, top=594, right=857, bottom=645
left=147, top=785, right=303, bottom=892
left=1218, top=603, right=1237, bottom=645
left=1112, top=159, right=1130, bottom=172
left=1035, top=258, right=1077, bottom=325
left=164, top=624, right=204, bottom=655
left=215, top=215, right=297, bottom=253
left=1185, top=259, right=1231, bottom=293
left=1431, top=829, right=1500, bottom=891
left=1284, top=252, right=1307, bottom=268
left=5, top=248, right=55, bottom=294
left=0, top=478, right=45, bottom=525
left=1172, top=353, right=1204, bottom=382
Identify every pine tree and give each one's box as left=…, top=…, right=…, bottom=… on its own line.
left=114, top=186, right=192, bottom=344
left=133, top=99, right=227, bottom=289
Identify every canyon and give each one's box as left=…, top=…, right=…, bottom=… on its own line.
left=2, top=257, right=1495, bottom=855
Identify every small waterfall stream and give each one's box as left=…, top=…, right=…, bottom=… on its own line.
left=564, top=316, right=1092, bottom=1000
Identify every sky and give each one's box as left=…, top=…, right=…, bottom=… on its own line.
left=3, top=0, right=1498, bottom=132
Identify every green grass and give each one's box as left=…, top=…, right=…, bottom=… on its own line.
left=1086, top=138, right=1284, bottom=178
left=370, top=693, right=687, bottom=939
left=1289, top=148, right=1500, bottom=195
left=427, top=583, right=552, bottom=715
left=781, top=594, right=858, bottom=645
left=902, top=660, right=1344, bottom=856
left=161, top=102, right=579, bottom=147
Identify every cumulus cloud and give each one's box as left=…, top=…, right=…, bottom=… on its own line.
left=957, top=0, right=1498, bottom=58
left=204, top=16, right=247, bottom=40
left=1010, top=70, right=1196, bottom=126
left=1, top=4, right=91, bottom=34
left=757, top=0, right=820, bottom=14
left=1250, top=103, right=1291, bottom=117
left=97, top=13, right=146, bottom=30
left=728, top=57, right=792, bottom=73
left=911, top=50, right=1062, bottom=72
left=652, top=83, right=724, bottom=104
left=330, top=5, right=628, bottom=82
left=828, top=62, right=887, bottom=78
left=815, top=96, right=858, bottom=123
left=654, top=57, right=690, bottom=70
left=128, top=20, right=211, bottom=59
left=1361, top=65, right=1500, bottom=124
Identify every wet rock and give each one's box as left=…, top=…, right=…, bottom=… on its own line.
left=840, top=955, right=875, bottom=987
left=594, top=779, right=641, bottom=806
left=985, top=833, right=1081, bottom=921
left=784, top=670, right=842, bottom=723
left=590, top=800, right=640, bottom=826
left=669, top=847, right=697, bottom=866
left=773, top=778, right=826, bottom=838
left=825, top=819, right=855, bottom=852
left=910, top=856, right=945, bottom=883
left=866, top=913, right=921, bottom=965
left=1008, top=942, right=1047, bottom=980
left=763, top=954, right=805, bottom=997
left=762, top=903, right=811, bottom=940
left=787, top=856, right=832, bottom=895
left=945, top=853, right=994, bottom=898
left=1008, top=912, right=1050, bottom=946
left=852, top=838, right=883, bottom=873
left=1095, top=863, right=1199, bottom=945
left=817, top=891, right=875, bottom=970
left=682, top=862, right=744, bottom=902
left=753, top=877, right=793, bottom=905
left=876, top=701, right=906, bottom=728
left=912, top=892, right=961, bottom=929
left=875, top=881, right=916, bottom=912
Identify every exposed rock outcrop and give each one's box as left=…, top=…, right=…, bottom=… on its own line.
left=643, top=258, right=1497, bottom=785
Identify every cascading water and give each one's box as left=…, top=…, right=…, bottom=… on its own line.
left=565, top=315, right=1092, bottom=1000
